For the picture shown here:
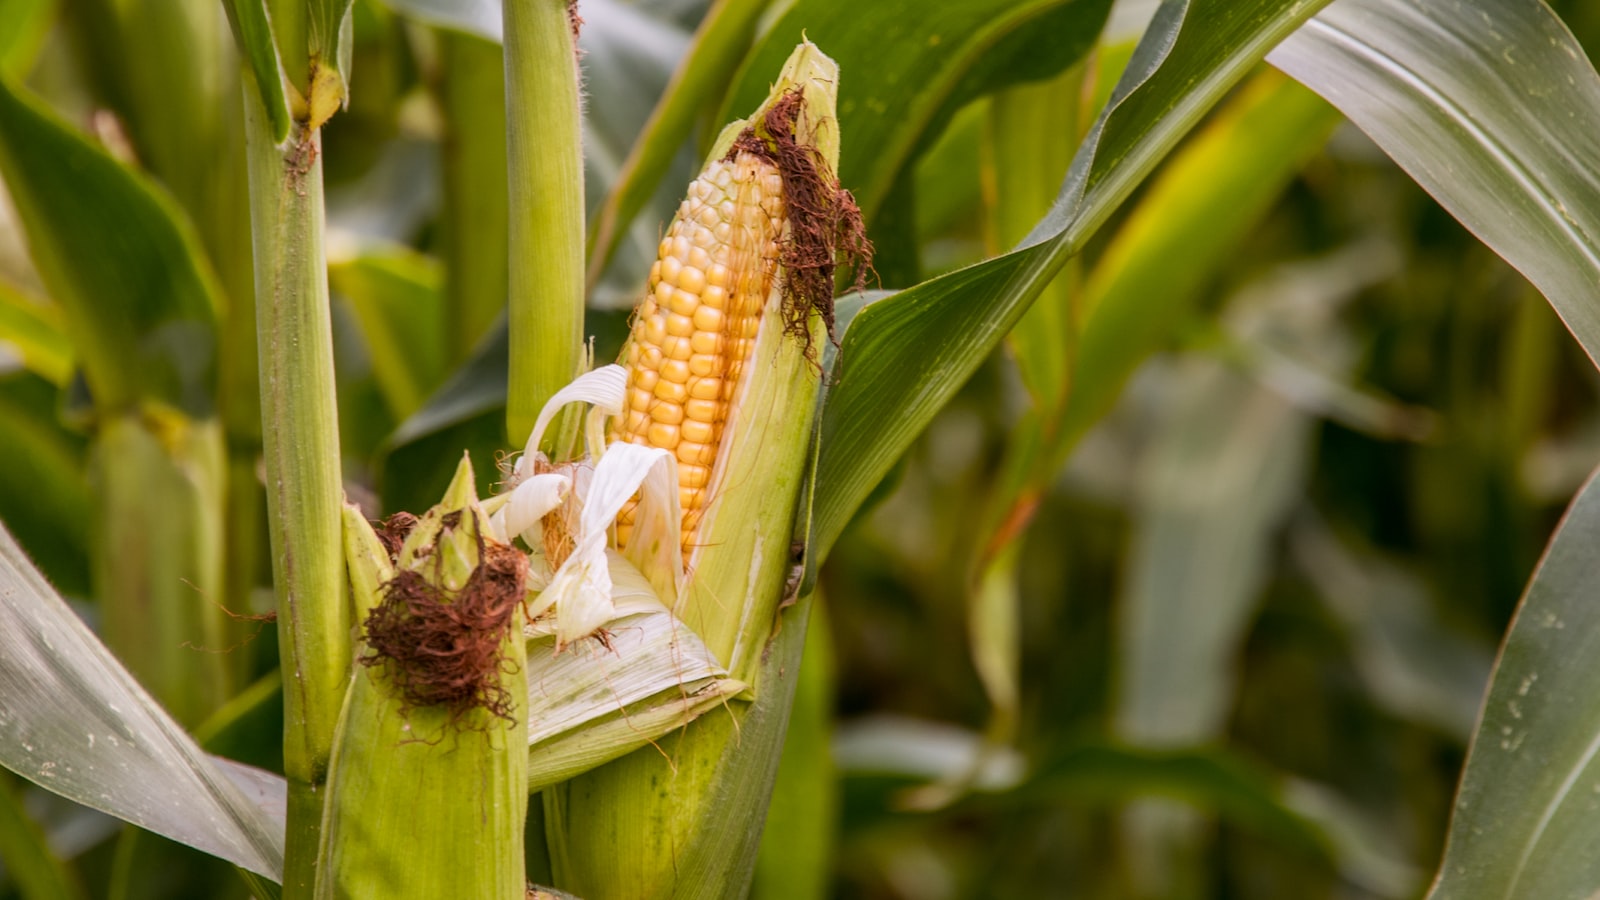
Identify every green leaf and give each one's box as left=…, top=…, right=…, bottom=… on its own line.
left=222, top=0, right=292, bottom=142
left=0, top=375, right=88, bottom=596
left=809, top=0, right=1336, bottom=560
left=0, top=0, right=53, bottom=78
left=719, top=0, right=1113, bottom=225
left=0, top=75, right=222, bottom=417
left=1015, top=744, right=1334, bottom=866
left=0, top=281, right=70, bottom=386
left=1269, top=0, right=1600, bottom=371
left=329, top=246, right=446, bottom=421
left=0, top=774, right=86, bottom=900
left=1057, top=72, right=1340, bottom=451
left=1426, top=462, right=1600, bottom=898
left=0, top=521, right=284, bottom=881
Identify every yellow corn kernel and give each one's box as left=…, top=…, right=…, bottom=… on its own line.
left=611, top=151, right=785, bottom=557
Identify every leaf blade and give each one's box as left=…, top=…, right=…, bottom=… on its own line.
left=0, top=522, right=284, bottom=880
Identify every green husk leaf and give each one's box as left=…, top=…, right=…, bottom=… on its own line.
left=545, top=42, right=843, bottom=900
left=316, top=456, right=526, bottom=899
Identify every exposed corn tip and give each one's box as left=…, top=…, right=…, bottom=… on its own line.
left=612, top=153, right=787, bottom=556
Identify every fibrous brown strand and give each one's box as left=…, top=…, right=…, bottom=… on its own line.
left=360, top=532, right=527, bottom=725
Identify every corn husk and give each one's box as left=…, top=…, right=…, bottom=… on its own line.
left=315, top=456, right=526, bottom=899
left=544, top=41, right=841, bottom=899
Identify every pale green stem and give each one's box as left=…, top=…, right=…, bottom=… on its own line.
left=503, top=0, right=585, bottom=448
left=439, top=29, right=510, bottom=365
left=243, top=94, right=349, bottom=897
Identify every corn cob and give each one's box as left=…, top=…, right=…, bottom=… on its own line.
left=612, top=153, right=787, bottom=557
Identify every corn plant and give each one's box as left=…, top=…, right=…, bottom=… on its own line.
left=3, top=0, right=1600, bottom=897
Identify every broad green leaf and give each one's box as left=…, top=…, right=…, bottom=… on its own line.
left=916, top=736, right=1403, bottom=893
left=329, top=246, right=446, bottom=421
left=810, top=0, right=1336, bottom=559
left=1269, top=0, right=1600, bottom=372
left=0, top=521, right=284, bottom=880
left=1015, top=744, right=1333, bottom=870
left=1426, top=463, right=1600, bottom=898
left=719, top=0, right=1113, bottom=225
left=0, top=0, right=52, bottom=78
left=223, top=0, right=292, bottom=142
left=0, top=75, right=222, bottom=417
left=987, top=66, right=1083, bottom=410
left=586, top=0, right=768, bottom=284
left=0, top=774, right=86, bottom=900
left=0, top=376, right=88, bottom=596
left=0, top=281, right=70, bottom=386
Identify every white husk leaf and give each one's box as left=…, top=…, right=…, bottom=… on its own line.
left=491, top=471, right=571, bottom=545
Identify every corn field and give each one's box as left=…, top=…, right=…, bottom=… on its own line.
left=3, top=0, right=1600, bottom=897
